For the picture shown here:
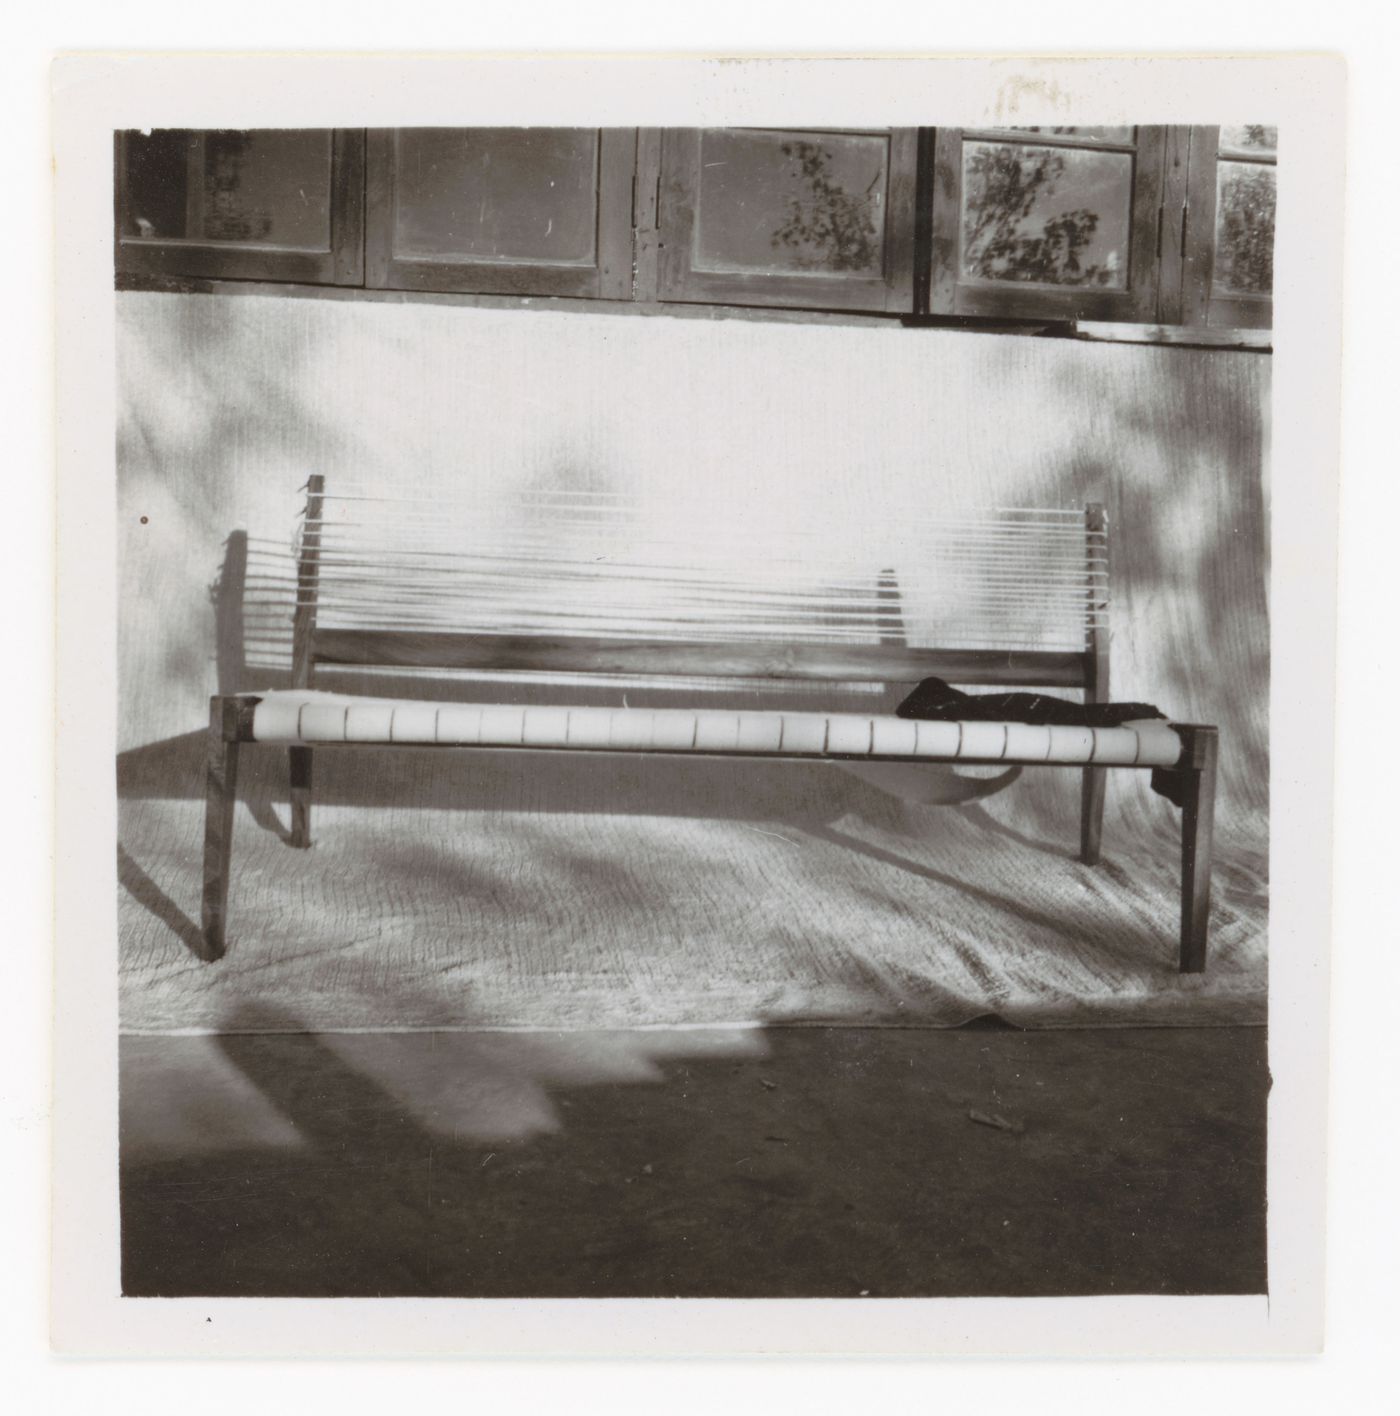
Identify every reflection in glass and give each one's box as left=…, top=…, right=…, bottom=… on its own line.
left=121, top=131, right=190, bottom=239
left=393, top=129, right=598, bottom=265
left=122, top=130, right=333, bottom=248
left=1215, top=161, right=1276, bottom=295
left=693, top=129, right=889, bottom=277
left=961, top=141, right=1132, bottom=288
left=1005, top=126, right=1135, bottom=144
left=1219, top=125, right=1278, bottom=154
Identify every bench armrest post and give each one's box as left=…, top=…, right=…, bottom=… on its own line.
left=1080, top=503, right=1111, bottom=864
left=291, top=474, right=325, bottom=690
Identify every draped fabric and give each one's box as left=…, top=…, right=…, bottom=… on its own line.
left=115, top=293, right=1269, bottom=1031
left=895, top=676, right=1165, bottom=728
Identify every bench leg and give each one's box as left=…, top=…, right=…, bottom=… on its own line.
left=201, top=699, right=243, bottom=960
left=1080, top=765, right=1106, bottom=865
left=289, top=746, right=313, bottom=849
left=1176, top=727, right=1219, bottom=974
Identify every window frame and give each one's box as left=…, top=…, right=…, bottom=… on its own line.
left=1180, top=125, right=1276, bottom=331
left=114, top=129, right=366, bottom=287
left=653, top=127, right=919, bottom=314
left=926, top=126, right=1171, bottom=323
left=113, top=124, right=1275, bottom=340
left=363, top=127, right=636, bottom=300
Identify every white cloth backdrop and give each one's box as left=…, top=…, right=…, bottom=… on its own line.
left=115, top=294, right=1269, bottom=1031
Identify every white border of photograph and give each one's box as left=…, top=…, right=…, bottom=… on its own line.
left=52, top=51, right=1342, bottom=1358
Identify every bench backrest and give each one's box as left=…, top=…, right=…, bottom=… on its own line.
left=291, top=476, right=1110, bottom=699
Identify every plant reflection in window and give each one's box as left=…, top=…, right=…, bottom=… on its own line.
left=204, top=133, right=274, bottom=243
left=769, top=140, right=881, bottom=274
left=962, top=144, right=1117, bottom=288
left=1216, top=163, right=1275, bottom=295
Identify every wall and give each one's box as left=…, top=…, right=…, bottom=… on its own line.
left=116, top=292, right=1269, bottom=844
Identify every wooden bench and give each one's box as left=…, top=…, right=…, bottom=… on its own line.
left=202, top=476, right=1219, bottom=972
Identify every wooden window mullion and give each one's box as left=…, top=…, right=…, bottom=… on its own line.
left=1179, top=125, right=1220, bottom=327
left=1154, top=125, right=1194, bottom=326
left=1125, top=126, right=1169, bottom=323
left=631, top=128, right=663, bottom=303
left=881, top=128, right=919, bottom=313
left=183, top=133, right=207, bottom=242
left=364, top=128, right=395, bottom=290
left=595, top=129, right=638, bottom=301
left=330, top=129, right=366, bottom=287
left=927, top=127, right=964, bottom=316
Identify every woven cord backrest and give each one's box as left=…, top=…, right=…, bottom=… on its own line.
left=293, top=479, right=1109, bottom=689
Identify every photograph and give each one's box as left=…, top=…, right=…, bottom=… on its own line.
left=49, top=52, right=1344, bottom=1360
left=112, top=116, right=1272, bottom=1298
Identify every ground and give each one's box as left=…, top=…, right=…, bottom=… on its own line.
left=119, top=1021, right=1268, bottom=1298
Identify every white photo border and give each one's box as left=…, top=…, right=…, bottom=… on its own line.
left=52, top=52, right=1343, bottom=1357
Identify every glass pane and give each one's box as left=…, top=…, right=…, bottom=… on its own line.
left=1220, top=125, right=1278, bottom=155
left=121, top=130, right=333, bottom=248
left=121, top=130, right=190, bottom=239
left=1005, top=126, right=1135, bottom=143
left=961, top=140, right=1133, bottom=288
left=693, top=129, right=889, bottom=277
left=393, top=129, right=599, bottom=265
left=1215, top=160, right=1276, bottom=295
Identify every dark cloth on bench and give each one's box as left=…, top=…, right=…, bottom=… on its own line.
left=895, top=676, right=1166, bottom=727
left=894, top=676, right=1186, bottom=804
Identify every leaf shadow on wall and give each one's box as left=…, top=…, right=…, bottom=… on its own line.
left=116, top=315, right=1269, bottom=987
left=1047, top=344, right=1270, bottom=839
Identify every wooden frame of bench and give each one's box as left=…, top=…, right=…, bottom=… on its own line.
left=201, top=477, right=1219, bottom=973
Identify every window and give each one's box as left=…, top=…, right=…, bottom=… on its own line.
left=653, top=128, right=918, bottom=313
left=1181, top=125, right=1277, bottom=329
left=927, top=127, right=1168, bottom=322
left=116, top=125, right=1275, bottom=337
left=115, top=129, right=364, bottom=285
left=365, top=128, right=635, bottom=299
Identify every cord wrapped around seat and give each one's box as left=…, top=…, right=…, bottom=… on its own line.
left=247, top=688, right=1185, bottom=768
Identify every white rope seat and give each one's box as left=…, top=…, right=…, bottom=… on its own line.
left=247, top=688, right=1184, bottom=768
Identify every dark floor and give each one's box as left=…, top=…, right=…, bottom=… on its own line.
left=119, top=1023, right=1268, bottom=1298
